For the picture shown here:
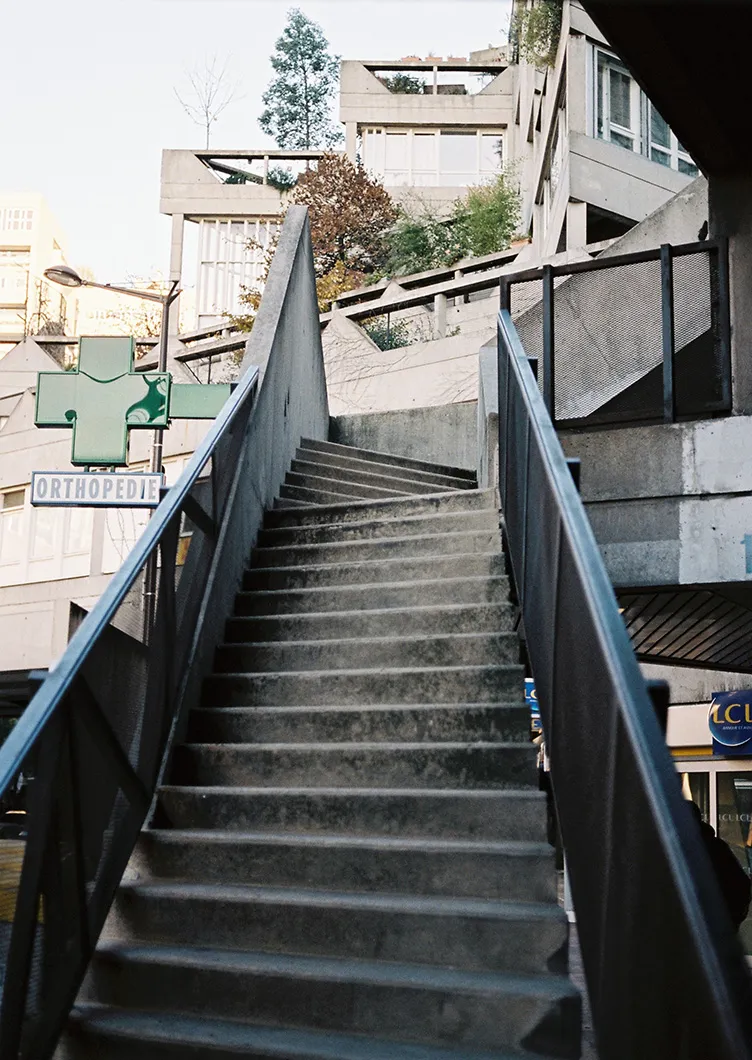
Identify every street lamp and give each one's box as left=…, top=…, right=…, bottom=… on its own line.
left=43, top=265, right=181, bottom=476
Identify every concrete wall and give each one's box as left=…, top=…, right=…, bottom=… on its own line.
left=560, top=413, right=752, bottom=587
left=160, top=150, right=289, bottom=221
left=339, top=61, right=514, bottom=129
left=331, top=402, right=478, bottom=472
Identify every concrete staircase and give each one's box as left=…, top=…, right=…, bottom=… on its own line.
left=61, top=440, right=581, bottom=1060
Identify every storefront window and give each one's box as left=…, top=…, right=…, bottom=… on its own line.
left=716, top=772, right=752, bottom=953
left=681, top=771, right=710, bottom=823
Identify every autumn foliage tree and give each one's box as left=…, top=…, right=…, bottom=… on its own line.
left=293, top=152, right=397, bottom=276
left=231, top=154, right=397, bottom=326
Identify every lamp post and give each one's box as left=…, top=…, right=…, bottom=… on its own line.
left=45, top=266, right=181, bottom=642
left=43, top=265, right=181, bottom=475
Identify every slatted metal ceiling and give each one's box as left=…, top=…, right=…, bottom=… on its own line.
left=619, top=587, right=752, bottom=673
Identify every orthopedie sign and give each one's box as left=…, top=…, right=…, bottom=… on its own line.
left=31, top=471, right=164, bottom=508
left=709, top=690, right=752, bottom=756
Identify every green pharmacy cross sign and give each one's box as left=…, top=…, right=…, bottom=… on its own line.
left=35, top=336, right=232, bottom=466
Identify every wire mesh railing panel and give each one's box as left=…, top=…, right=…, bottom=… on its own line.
left=497, top=307, right=752, bottom=1058
left=506, top=240, right=731, bottom=429
left=552, top=257, right=663, bottom=423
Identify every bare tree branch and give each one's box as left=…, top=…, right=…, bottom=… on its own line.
left=174, top=56, right=242, bottom=148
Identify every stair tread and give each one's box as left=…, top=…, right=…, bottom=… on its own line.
left=267, top=489, right=492, bottom=518
left=69, top=1003, right=532, bottom=1060
left=142, top=829, right=550, bottom=855
left=295, top=449, right=476, bottom=489
left=246, top=551, right=500, bottom=577
left=159, top=785, right=542, bottom=798
left=219, top=632, right=515, bottom=649
left=117, top=880, right=565, bottom=921
left=192, top=702, right=525, bottom=714
left=94, top=941, right=577, bottom=998
left=208, top=664, right=522, bottom=681
left=254, top=529, right=500, bottom=553
left=300, top=438, right=477, bottom=481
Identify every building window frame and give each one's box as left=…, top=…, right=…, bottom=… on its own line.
left=592, top=45, right=698, bottom=177
left=362, top=127, right=504, bottom=188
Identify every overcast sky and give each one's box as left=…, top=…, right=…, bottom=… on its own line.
left=0, top=0, right=510, bottom=284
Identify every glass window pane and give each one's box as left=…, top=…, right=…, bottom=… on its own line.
left=65, top=508, right=92, bottom=554
left=0, top=508, right=24, bottom=565
left=610, top=130, right=634, bottom=151
left=413, top=133, right=437, bottom=172
left=439, top=132, right=477, bottom=174
left=385, top=133, right=408, bottom=170
left=716, top=772, right=752, bottom=955
left=609, top=67, right=632, bottom=129
left=678, top=158, right=699, bottom=177
left=651, top=146, right=671, bottom=167
left=31, top=508, right=60, bottom=560
left=650, top=104, right=671, bottom=148
left=480, top=135, right=502, bottom=172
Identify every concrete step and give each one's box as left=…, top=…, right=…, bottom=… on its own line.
left=214, top=634, right=519, bottom=675
left=258, top=509, right=499, bottom=548
left=187, top=703, right=531, bottom=745
left=233, top=577, right=509, bottom=616
left=202, top=663, right=524, bottom=707
left=155, top=787, right=549, bottom=842
left=132, top=830, right=556, bottom=901
left=107, top=881, right=568, bottom=976
left=296, top=447, right=476, bottom=492
left=225, top=604, right=515, bottom=643
left=171, top=741, right=536, bottom=790
left=300, top=438, right=477, bottom=484
left=276, top=485, right=362, bottom=507
left=64, top=1004, right=563, bottom=1060
left=290, top=459, right=449, bottom=497
left=83, top=944, right=579, bottom=1055
left=265, top=490, right=496, bottom=530
left=285, top=471, right=414, bottom=501
left=243, top=553, right=503, bottom=591
left=251, top=530, right=503, bottom=568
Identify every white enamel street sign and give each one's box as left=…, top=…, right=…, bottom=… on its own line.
left=31, top=471, right=164, bottom=508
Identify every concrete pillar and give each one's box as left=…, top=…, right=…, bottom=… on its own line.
left=433, top=293, right=447, bottom=339
left=346, top=123, right=358, bottom=162
left=168, top=212, right=184, bottom=336
left=709, top=176, right=752, bottom=414
left=566, top=201, right=588, bottom=250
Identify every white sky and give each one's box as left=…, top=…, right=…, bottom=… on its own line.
left=0, top=0, right=510, bottom=284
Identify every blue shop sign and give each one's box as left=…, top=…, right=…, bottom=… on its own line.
left=709, top=691, right=752, bottom=756
left=525, top=678, right=542, bottom=734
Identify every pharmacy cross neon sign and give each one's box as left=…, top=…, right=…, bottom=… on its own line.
left=35, top=336, right=231, bottom=466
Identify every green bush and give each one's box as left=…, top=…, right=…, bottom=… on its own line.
left=362, top=317, right=414, bottom=350
left=379, top=73, right=424, bottom=94
left=383, top=168, right=521, bottom=275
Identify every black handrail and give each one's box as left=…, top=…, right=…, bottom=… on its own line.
left=497, top=306, right=752, bottom=1059
left=0, top=205, right=326, bottom=1060
left=0, top=362, right=257, bottom=799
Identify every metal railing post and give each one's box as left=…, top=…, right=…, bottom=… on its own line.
left=660, top=243, right=676, bottom=423
left=716, top=237, right=732, bottom=411
left=542, top=264, right=555, bottom=421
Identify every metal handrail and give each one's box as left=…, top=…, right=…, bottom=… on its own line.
left=500, top=238, right=731, bottom=429
left=0, top=205, right=326, bottom=1060
left=0, top=360, right=258, bottom=799
left=497, top=306, right=752, bottom=1059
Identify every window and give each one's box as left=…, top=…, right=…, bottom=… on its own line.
left=64, top=508, right=92, bottom=555
left=31, top=507, right=60, bottom=560
left=362, top=128, right=503, bottom=188
left=0, top=489, right=25, bottom=566
left=594, top=47, right=699, bottom=177
left=0, top=209, right=34, bottom=232
left=197, top=218, right=278, bottom=322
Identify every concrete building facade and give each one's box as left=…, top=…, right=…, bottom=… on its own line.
left=0, top=194, right=73, bottom=359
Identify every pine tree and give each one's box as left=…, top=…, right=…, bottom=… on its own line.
left=259, top=9, right=343, bottom=149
